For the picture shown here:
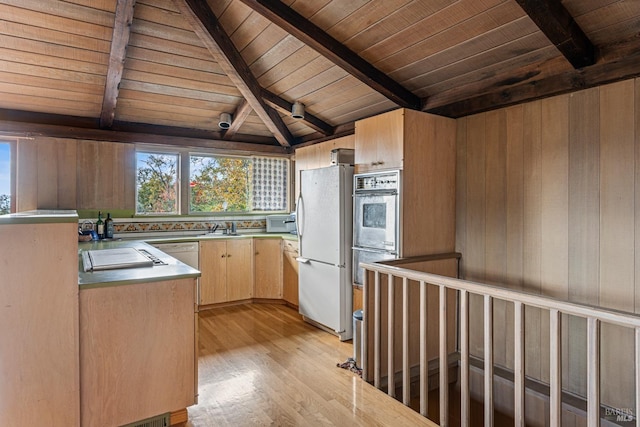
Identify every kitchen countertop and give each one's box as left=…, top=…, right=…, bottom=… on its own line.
left=78, top=240, right=200, bottom=290
left=0, top=209, right=78, bottom=224
left=78, top=233, right=296, bottom=289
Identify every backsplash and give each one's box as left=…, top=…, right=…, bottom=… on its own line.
left=79, top=217, right=267, bottom=237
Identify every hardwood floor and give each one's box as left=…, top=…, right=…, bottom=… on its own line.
left=187, top=303, right=437, bottom=426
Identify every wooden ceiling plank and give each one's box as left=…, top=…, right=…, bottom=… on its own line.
left=513, top=0, right=595, bottom=68
left=223, top=99, right=252, bottom=139
left=100, top=0, right=136, bottom=128
left=238, top=0, right=422, bottom=110
left=261, top=90, right=334, bottom=136
left=173, top=0, right=293, bottom=147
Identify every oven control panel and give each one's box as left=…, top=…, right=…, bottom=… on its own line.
left=355, top=171, right=400, bottom=191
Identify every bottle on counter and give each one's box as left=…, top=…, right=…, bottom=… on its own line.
left=96, top=211, right=105, bottom=239
left=105, top=213, right=114, bottom=239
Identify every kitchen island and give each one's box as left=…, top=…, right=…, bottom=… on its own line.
left=78, top=239, right=200, bottom=427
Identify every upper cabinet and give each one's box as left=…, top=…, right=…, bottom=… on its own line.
left=354, top=109, right=404, bottom=172
left=354, top=109, right=456, bottom=175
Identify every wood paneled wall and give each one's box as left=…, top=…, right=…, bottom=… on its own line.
left=456, top=78, right=640, bottom=407
left=16, top=137, right=136, bottom=212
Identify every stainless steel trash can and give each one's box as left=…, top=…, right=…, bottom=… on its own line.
left=352, top=309, right=363, bottom=367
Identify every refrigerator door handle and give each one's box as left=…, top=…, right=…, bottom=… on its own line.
left=296, top=257, right=310, bottom=264
left=296, top=194, right=304, bottom=238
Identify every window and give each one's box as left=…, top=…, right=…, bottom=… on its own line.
left=189, top=154, right=288, bottom=213
left=136, top=151, right=180, bottom=215
left=190, top=155, right=250, bottom=212
left=0, top=142, right=11, bottom=215
left=135, top=148, right=289, bottom=216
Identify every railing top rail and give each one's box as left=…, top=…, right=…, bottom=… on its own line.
left=361, top=261, right=640, bottom=330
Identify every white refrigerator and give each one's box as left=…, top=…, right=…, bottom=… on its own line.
left=296, top=165, right=354, bottom=341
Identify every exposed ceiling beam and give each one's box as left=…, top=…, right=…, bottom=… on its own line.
left=514, top=0, right=595, bottom=69
left=239, top=0, right=422, bottom=110
left=100, top=0, right=136, bottom=128
left=0, top=111, right=288, bottom=154
left=424, top=43, right=640, bottom=118
left=261, top=90, right=334, bottom=136
left=222, top=100, right=252, bottom=140
left=174, top=0, right=293, bottom=147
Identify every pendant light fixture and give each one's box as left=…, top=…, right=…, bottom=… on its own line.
left=218, top=112, right=232, bottom=129
left=291, top=101, right=305, bottom=119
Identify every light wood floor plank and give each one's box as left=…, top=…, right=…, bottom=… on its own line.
left=188, top=304, right=437, bottom=426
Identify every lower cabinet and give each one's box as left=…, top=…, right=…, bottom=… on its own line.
left=79, top=278, right=197, bottom=427
left=199, top=238, right=253, bottom=305
left=254, top=238, right=283, bottom=299
left=282, top=239, right=299, bottom=307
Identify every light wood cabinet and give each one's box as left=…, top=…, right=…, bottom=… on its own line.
left=354, top=108, right=404, bottom=172
left=253, top=238, right=283, bottom=299
left=1, top=219, right=80, bottom=427
left=282, top=239, right=299, bottom=307
left=199, top=238, right=253, bottom=305
left=80, top=278, right=197, bottom=427
left=355, top=108, right=457, bottom=257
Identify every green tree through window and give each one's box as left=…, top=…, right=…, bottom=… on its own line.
left=136, top=152, right=179, bottom=214
left=190, top=155, right=250, bottom=212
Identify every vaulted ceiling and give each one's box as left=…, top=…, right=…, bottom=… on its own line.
left=0, top=0, right=639, bottom=154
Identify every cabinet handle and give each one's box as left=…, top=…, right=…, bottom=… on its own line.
left=221, top=254, right=226, bottom=258
left=227, top=254, right=232, bottom=258
left=255, top=251, right=259, bottom=255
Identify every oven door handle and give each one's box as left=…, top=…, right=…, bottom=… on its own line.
left=296, top=257, right=310, bottom=264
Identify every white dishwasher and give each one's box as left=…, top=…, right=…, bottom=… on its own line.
left=151, top=242, right=199, bottom=269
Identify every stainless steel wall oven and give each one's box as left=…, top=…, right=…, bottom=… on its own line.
left=352, top=170, right=401, bottom=285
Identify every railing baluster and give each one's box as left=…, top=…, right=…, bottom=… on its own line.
left=460, top=290, right=470, bottom=427
left=587, top=317, right=600, bottom=427
left=388, top=274, right=395, bottom=398
left=484, top=295, right=494, bottom=427
left=362, top=269, right=368, bottom=382
left=439, top=285, right=449, bottom=427
left=374, top=271, right=381, bottom=388
left=420, top=280, right=428, bottom=417
left=402, top=277, right=410, bottom=405
left=549, top=309, right=561, bottom=427
left=514, top=302, right=525, bottom=426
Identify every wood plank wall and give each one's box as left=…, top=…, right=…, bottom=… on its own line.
left=16, top=137, right=135, bottom=211
left=456, top=78, right=640, bottom=408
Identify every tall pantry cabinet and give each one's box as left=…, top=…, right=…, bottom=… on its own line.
left=355, top=108, right=459, bottom=383
left=354, top=108, right=457, bottom=257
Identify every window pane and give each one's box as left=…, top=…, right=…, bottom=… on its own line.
left=251, top=157, right=288, bottom=211
left=190, top=155, right=250, bottom=212
left=0, top=142, right=10, bottom=214
left=136, top=152, right=179, bottom=214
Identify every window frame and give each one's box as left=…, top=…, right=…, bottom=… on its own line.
left=134, top=145, right=291, bottom=217
left=0, top=139, right=16, bottom=214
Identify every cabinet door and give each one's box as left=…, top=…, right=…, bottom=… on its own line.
left=254, top=239, right=283, bottom=299
left=282, top=240, right=299, bottom=306
left=354, top=109, right=404, bottom=172
left=226, top=239, right=253, bottom=301
left=199, top=240, right=227, bottom=304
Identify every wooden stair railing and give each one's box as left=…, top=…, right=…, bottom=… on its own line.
left=361, top=256, right=640, bottom=427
